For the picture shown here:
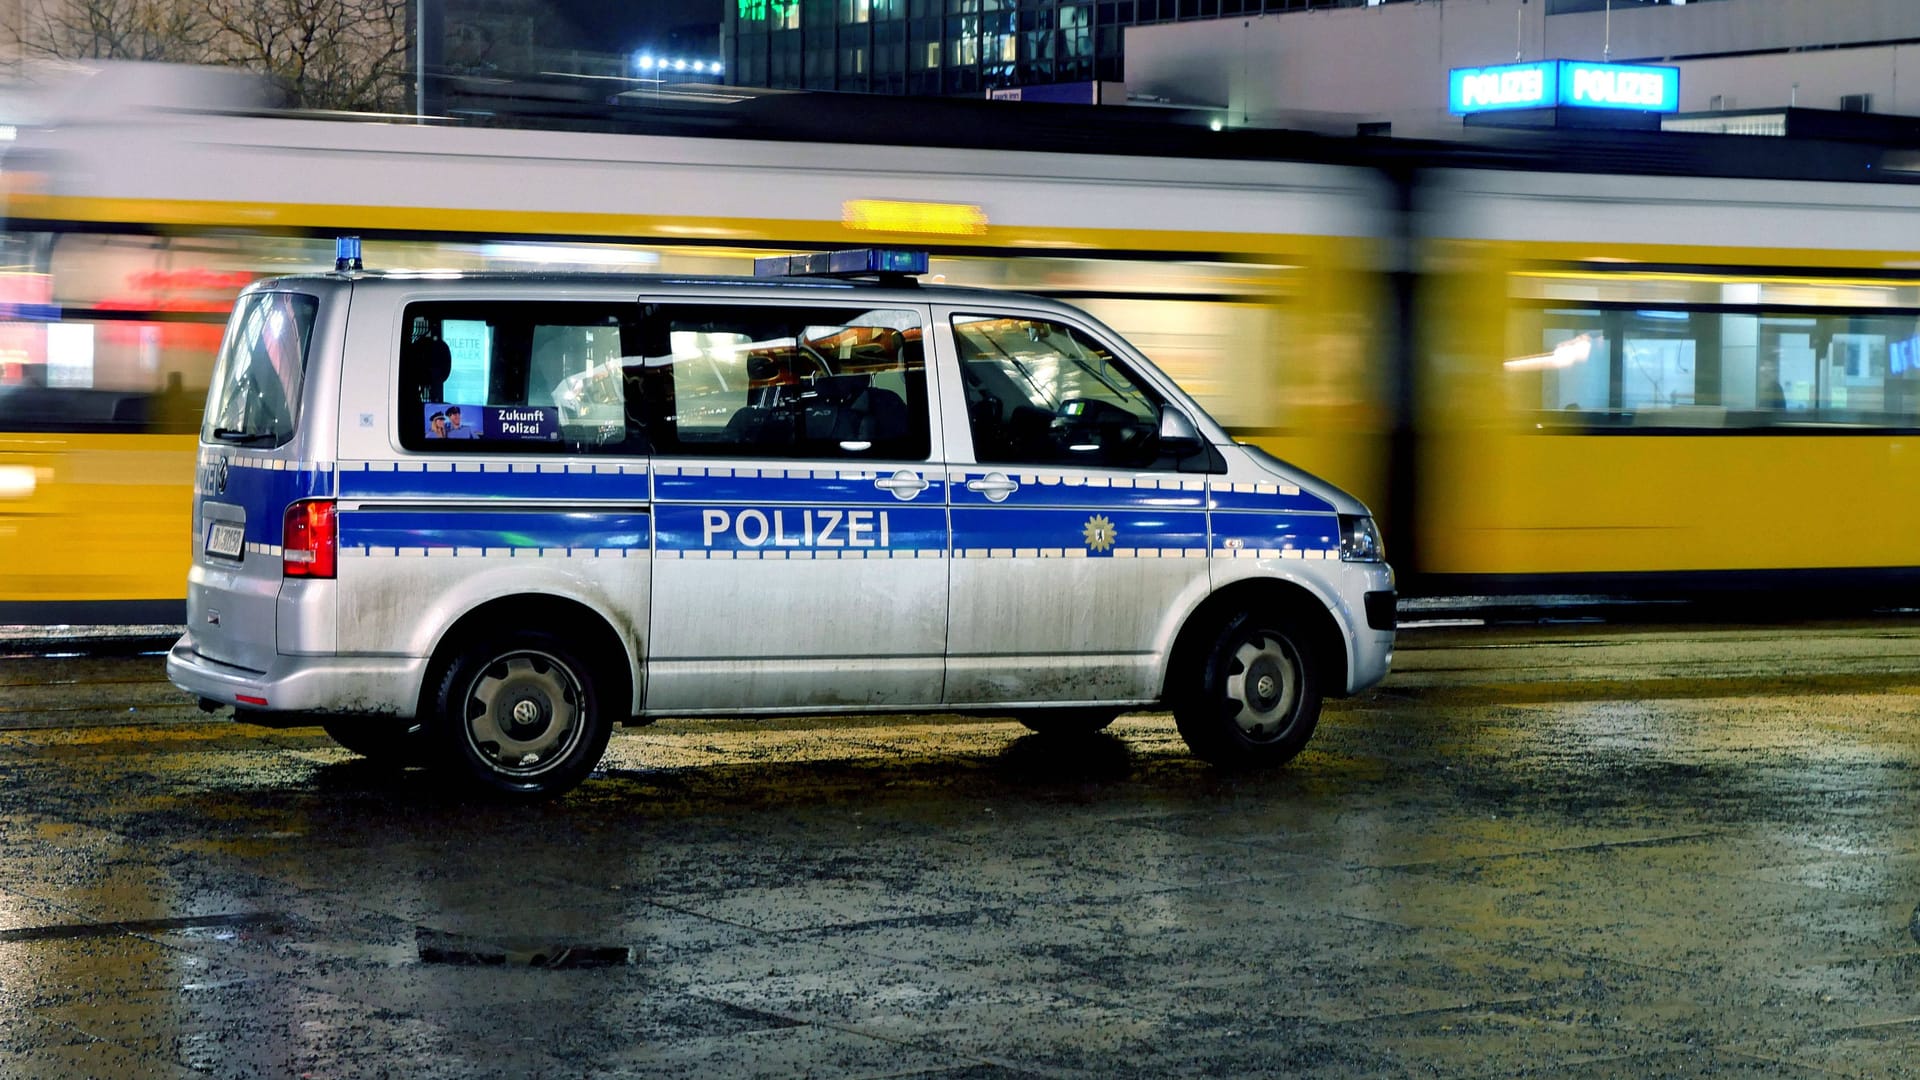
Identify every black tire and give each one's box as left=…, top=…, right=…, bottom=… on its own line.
left=1172, top=610, right=1323, bottom=769
left=320, top=717, right=425, bottom=766
left=1014, top=708, right=1121, bottom=737
left=430, top=630, right=614, bottom=799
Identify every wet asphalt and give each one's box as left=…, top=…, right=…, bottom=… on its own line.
left=1, top=620, right=1919, bottom=1077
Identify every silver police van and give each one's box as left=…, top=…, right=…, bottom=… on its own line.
left=168, top=245, right=1395, bottom=798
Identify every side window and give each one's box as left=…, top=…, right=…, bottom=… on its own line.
left=951, top=313, right=1166, bottom=468
left=395, top=300, right=930, bottom=460
left=639, top=304, right=930, bottom=461
left=398, top=301, right=642, bottom=455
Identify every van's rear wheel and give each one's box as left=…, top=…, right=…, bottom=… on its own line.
left=1173, top=611, right=1322, bottom=769
left=431, top=631, right=612, bottom=799
left=320, top=718, right=424, bottom=766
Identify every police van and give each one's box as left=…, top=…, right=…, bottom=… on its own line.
left=168, top=244, right=1395, bottom=799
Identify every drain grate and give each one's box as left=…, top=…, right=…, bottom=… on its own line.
left=415, top=927, right=630, bottom=968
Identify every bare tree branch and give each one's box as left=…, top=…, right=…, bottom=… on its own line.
left=4, top=0, right=409, bottom=112
left=3, top=0, right=215, bottom=63
left=201, top=0, right=409, bottom=112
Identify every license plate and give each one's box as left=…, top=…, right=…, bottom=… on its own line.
left=206, top=520, right=246, bottom=559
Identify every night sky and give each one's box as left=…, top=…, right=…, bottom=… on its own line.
left=542, top=0, right=725, bottom=49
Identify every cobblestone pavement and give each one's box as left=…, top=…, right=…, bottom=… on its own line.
left=1, top=620, right=1918, bottom=1077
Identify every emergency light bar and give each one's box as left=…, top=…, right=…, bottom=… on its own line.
left=754, top=248, right=929, bottom=280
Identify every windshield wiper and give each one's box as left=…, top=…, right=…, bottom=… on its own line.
left=211, top=428, right=279, bottom=445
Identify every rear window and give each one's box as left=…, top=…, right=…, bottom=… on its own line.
left=202, top=291, right=317, bottom=448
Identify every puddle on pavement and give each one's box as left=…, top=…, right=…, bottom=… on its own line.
left=0, top=911, right=287, bottom=943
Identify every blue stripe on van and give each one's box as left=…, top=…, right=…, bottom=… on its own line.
left=653, top=467, right=943, bottom=506
left=1211, top=511, right=1339, bottom=556
left=950, top=507, right=1207, bottom=557
left=338, top=510, right=651, bottom=552
left=655, top=504, right=946, bottom=554
left=198, top=462, right=333, bottom=548
left=1209, top=486, right=1336, bottom=514
left=337, top=465, right=649, bottom=502
left=948, top=471, right=1206, bottom=510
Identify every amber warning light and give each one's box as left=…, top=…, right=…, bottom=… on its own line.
left=842, top=199, right=988, bottom=237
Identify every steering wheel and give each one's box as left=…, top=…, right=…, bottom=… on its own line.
left=1054, top=398, right=1158, bottom=461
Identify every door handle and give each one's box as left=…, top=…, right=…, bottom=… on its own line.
left=874, top=469, right=930, bottom=500
left=965, top=472, right=1020, bottom=503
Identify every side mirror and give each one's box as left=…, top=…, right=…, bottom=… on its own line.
left=1157, top=406, right=1203, bottom=454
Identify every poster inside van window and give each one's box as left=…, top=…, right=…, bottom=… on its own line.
left=422, top=403, right=559, bottom=442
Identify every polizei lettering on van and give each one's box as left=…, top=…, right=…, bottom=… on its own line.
left=700, top=507, right=890, bottom=549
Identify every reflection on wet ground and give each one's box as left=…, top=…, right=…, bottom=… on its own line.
left=1, top=621, right=1919, bottom=1076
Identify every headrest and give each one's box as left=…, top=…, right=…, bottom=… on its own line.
left=810, top=373, right=870, bottom=404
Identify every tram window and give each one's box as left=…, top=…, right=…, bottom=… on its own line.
left=0, top=317, right=214, bottom=434
left=1514, top=306, right=1920, bottom=430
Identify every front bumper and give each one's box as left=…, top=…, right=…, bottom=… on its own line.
left=166, top=635, right=428, bottom=717
left=1340, top=564, right=1396, bottom=694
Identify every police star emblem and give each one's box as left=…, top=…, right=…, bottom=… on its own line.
left=1082, top=514, right=1116, bottom=554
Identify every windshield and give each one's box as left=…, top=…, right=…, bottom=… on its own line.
left=201, top=291, right=317, bottom=448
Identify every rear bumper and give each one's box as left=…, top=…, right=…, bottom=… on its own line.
left=166, top=636, right=427, bottom=717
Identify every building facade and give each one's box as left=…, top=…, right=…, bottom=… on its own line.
left=1123, top=0, right=1920, bottom=138
left=723, top=0, right=1438, bottom=96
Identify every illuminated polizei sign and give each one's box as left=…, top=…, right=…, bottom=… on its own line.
left=1449, top=60, right=1680, bottom=115
left=1450, top=61, right=1555, bottom=113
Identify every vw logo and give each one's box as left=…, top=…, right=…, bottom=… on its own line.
left=213, top=459, right=229, bottom=496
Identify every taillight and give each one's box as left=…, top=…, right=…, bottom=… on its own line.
left=283, top=499, right=336, bottom=579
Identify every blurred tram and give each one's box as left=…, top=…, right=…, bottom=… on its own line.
left=2, top=63, right=1918, bottom=622
left=1420, top=164, right=1920, bottom=597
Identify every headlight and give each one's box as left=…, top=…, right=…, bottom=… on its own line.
left=1338, top=514, right=1383, bottom=562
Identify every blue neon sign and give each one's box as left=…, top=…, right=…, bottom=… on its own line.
left=1560, top=62, right=1679, bottom=112
left=1450, top=62, right=1555, bottom=114
left=1450, top=60, right=1679, bottom=115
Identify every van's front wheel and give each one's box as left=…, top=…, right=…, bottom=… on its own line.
left=431, top=631, right=612, bottom=799
left=1173, top=611, right=1322, bottom=769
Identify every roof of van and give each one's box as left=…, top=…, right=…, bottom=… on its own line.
left=249, top=270, right=1066, bottom=307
